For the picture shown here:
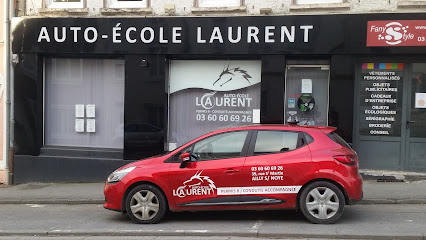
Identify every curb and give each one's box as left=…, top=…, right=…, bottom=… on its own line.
left=0, top=230, right=424, bottom=240
left=1, top=199, right=425, bottom=205
left=360, top=171, right=426, bottom=181
left=0, top=199, right=105, bottom=204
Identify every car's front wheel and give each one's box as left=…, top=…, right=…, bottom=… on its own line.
left=125, top=184, right=167, bottom=224
left=299, top=181, right=345, bottom=224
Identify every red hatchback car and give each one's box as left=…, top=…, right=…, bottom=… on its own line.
left=104, top=125, right=363, bottom=224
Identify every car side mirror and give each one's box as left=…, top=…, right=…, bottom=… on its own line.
left=181, top=152, right=191, bottom=162
left=179, top=152, right=191, bottom=168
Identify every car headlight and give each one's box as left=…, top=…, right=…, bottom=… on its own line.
left=107, top=166, right=136, bottom=183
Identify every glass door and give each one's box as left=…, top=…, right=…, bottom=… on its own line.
left=284, top=65, right=330, bottom=126
left=406, top=63, right=426, bottom=172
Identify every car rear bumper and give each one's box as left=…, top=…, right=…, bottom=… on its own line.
left=348, top=190, right=363, bottom=205
left=345, top=173, right=363, bottom=205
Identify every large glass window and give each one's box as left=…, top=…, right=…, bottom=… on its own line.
left=192, top=131, right=248, bottom=161
left=108, top=0, right=148, bottom=8
left=196, top=0, right=241, bottom=7
left=254, top=131, right=300, bottom=155
left=295, top=0, right=344, bottom=4
left=359, top=63, right=403, bottom=137
left=168, top=60, right=261, bottom=149
left=410, top=63, right=426, bottom=138
left=45, top=58, right=124, bottom=149
left=284, top=63, right=330, bottom=126
left=47, top=0, right=84, bottom=8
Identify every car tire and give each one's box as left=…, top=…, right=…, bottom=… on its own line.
left=125, top=184, right=167, bottom=224
left=299, top=181, right=345, bottom=224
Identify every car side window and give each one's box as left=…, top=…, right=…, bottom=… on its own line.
left=192, top=131, right=249, bottom=161
left=254, top=131, right=301, bottom=155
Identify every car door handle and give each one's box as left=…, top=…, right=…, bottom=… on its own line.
left=224, top=169, right=239, bottom=174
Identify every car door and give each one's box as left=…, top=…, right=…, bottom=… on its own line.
left=240, top=130, right=312, bottom=206
left=168, top=130, right=251, bottom=207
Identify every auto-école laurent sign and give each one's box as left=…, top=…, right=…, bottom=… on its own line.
left=11, top=16, right=343, bottom=55
left=37, top=24, right=314, bottom=45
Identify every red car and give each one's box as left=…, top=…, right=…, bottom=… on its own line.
left=104, top=125, right=363, bottom=224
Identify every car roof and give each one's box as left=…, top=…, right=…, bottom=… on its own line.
left=213, top=124, right=336, bottom=135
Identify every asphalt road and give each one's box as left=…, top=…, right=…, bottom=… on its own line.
left=0, top=238, right=337, bottom=240
left=0, top=204, right=425, bottom=239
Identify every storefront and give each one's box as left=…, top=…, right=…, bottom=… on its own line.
left=10, top=13, right=426, bottom=183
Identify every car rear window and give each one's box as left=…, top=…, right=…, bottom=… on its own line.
left=327, top=132, right=352, bottom=149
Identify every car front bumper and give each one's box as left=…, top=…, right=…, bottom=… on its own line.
left=103, top=181, right=126, bottom=211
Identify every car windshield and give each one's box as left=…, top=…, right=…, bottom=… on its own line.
left=327, top=132, right=352, bottom=149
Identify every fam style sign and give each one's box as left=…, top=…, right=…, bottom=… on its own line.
left=367, top=20, right=426, bottom=47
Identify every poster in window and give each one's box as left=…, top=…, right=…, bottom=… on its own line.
left=75, top=104, right=84, bottom=118
left=359, top=63, right=403, bottom=136
left=169, top=60, right=261, bottom=147
left=415, top=93, right=426, bottom=108
left=75, top=119, right=85, bottom=132
left=86, top=119, right=96, bottom=133
left=86, top=104, right=96, bottom=118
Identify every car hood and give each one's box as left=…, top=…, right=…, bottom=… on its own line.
left=116, top=156, right=159, bottom=170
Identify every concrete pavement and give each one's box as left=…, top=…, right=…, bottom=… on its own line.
left=0, top=204, right=425, bottom=240
left=0, top=179, right=426, bottom=205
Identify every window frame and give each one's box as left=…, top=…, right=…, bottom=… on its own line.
left=248, top=130, right=308, bottom=156
left=43, top=58, right=125, bottom=149
left=293, top=0, right=345, bottom=4
left=107, top=0, right=149, bottom=9
left=194, top=0, right=244, bottom=8
left=45, top=0, right=85, bottom=9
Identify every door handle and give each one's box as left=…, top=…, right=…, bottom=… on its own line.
left=224, top=169, right=239, bottom=174
left=406, top=120, right=415, bottom=129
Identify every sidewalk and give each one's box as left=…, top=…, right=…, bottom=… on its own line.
left=0, top=179, right=426, bottom=205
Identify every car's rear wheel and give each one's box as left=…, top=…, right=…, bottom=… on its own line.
left=125, top=184, right=167, bottom=224
left=299, top=181, right=345, bottom=224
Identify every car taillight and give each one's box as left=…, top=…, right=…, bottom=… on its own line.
left=334, top=155, right=356, bottom=166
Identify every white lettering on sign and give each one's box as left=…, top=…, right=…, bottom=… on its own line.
left=281, top=26, right=295, bottom=42
left=173, top=171, right=217, bottom=198
left=229, top=27, right=242, bottom=44
left=370, top=25, right=387, bottom=33
left=38, top=25, right=315, bottom=44
left=300, top=25, right=313, bottom=43
left=217, top=186, right=301, bottom=195
left=195, top=92, right=253, bottom=110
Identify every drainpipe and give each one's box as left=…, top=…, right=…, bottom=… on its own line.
left=4, top=0, right=14, bottom=185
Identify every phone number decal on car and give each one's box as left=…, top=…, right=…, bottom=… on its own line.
left=251, top=166, right=284, bottom=181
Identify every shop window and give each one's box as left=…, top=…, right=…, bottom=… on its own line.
left=168, top=60, right=261, bottom=149
left=46, top=0, right=84, bottom=8
left=108, top=0, right=148, bottom=8
left=195, top=0, right=242, bottom=7
left=254, top=131, right=299, bottom=155
left=44, top=58, right=124, bottom=149
left=284, top=62, right=330, bottom=126
left=294, top=0, right=344, bottom=4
